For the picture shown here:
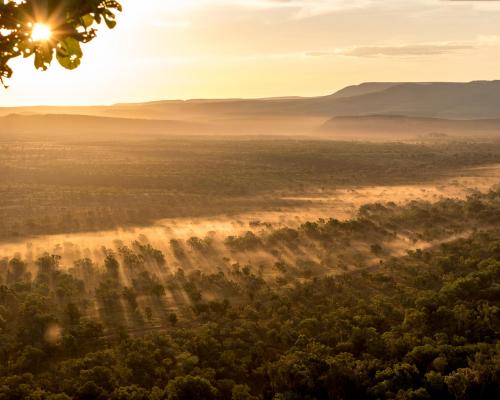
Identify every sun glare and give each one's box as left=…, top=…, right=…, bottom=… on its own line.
left=31, top=23, right=52, bottom=42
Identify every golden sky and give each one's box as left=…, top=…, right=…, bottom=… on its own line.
left=2, top=0, right=500, bottom=106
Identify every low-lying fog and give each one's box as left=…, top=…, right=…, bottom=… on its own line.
left=1, top=164, right=499, bottom=266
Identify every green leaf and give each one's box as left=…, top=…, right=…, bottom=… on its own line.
left=104, top=18, right=117, bottom=29
left=56, top=37, right=83, bottom=70
left=104, top=10, right=117, bottom=29
left=81, top=14, right=95, bottom=28
left=34, top=43, right=53, bottom=71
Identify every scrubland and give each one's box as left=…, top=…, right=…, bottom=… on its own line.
left=1, top=135, right=500, bottom=240
left=0, top=131, right=499, bottom=399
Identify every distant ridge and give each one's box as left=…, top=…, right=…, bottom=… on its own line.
left=319, top=80, right=500, bottom=119
left=4, top=80, right=500, bottom=132
left=76, top=81, right=500, bottom=119
left=0, top=114, right=206, bottom=138
left=329, top=82, right=401, bottom=99
left=319, top=114, right=500, bottom=140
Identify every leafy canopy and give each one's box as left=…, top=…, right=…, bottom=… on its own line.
left=0, top=0, right=122, bottom=86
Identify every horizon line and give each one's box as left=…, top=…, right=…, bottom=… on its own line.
left=1, top=79, right=499, bottom=108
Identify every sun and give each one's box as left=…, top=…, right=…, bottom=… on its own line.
left=31, top=23, right=52, bottom=42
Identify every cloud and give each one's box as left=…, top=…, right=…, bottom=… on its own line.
left=308, top=43, right=473, bottom=57
left=248, top=0, right=378, bottom=17
left=441, top=0, right=500, bottom=10
left=151, top=0, right=379, bottom=18
left=306, top=36, right=500, bottom=58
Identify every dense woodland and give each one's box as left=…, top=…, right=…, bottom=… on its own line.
left=0, top=189, right=499, bottom=399
left=1, top=136, right=500, bottom=240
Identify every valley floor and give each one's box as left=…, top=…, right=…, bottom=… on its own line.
left=0, top=135, right=499, bottom=399
left=1, top=162, right=499, bottom=265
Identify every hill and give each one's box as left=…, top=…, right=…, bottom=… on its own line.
left=3, top=80, right=500, bottom=122
left=5, top=81, right=500, bottom=139
left=319, top=115, right=500, bottom=140
left=0, top=114, right=207, bottom=140
left=0, top=112, right=324, bottom=137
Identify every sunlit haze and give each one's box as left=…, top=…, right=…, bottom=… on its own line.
left=31, top=23, right=52, bottom=42
left=1, top=1, right=500, bottom=397
left=2, top=0, right=500, bottom=106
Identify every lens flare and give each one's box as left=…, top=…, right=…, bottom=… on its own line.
left=31, top=23, right=52, bottom=42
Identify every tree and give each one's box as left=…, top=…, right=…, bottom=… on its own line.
left=0, top=0, right=122, bottom=86
left=168, top=312, right=178, bottom=326
left=232, top=384, right=257, bottom=400
left=165, top=376, right=218, bottom=400
left=110, top=385, right=150, bottom=400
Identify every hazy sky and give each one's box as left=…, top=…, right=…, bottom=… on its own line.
left=2, top=0, right=500, bottom=106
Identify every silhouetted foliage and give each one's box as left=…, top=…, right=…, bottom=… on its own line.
left=0, top=0, right=122, bottom=86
